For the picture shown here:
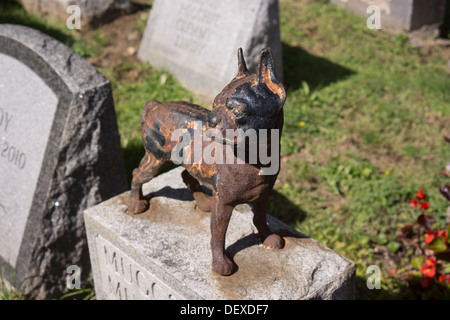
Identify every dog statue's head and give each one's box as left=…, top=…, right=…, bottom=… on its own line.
left=207, top=48, right=286, bottom=145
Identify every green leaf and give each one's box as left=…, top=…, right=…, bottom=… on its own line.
left=301, top=81, right=310, bottom=96
left=411, top=256, right=424, bottom=269
left=362, top=167, right=372, bottom=178
left=441, top=262, right=450, bottom=274
left=407, top=271, right=422, bottom=282
left=426, top=236, right=447, bottom=253
left=375, top=233, right=388, bottom=245
left=387, top=241, right=400, bottom=253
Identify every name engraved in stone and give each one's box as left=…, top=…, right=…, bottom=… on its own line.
left=172, top=2, right=223, bottom=56
left=95, top=235, right=183, bottom=300
left=0, top=107, right=13, bottom=133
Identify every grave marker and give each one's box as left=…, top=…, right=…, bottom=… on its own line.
left=330, top=0, right=446, bottom=32
left=0, top=24, right=127, bottom=299
left=21, top=0, right=134, bottom=27
left=138, top=0, right=283, bottom=103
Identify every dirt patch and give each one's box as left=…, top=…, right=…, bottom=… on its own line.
left=80, top=8, right=150, bottom=82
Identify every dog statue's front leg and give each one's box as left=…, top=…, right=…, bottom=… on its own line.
left=252, top=199, right=285, bottom=249
left=210, top=196, right=235, bottom=276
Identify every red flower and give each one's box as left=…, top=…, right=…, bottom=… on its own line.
left=416, top=189, right=427, bottom=199
left=436, top=230, right=448, bottom=238
left=420, top=202, right=430, bottom=210
left=421, top=266, right=435, bottom=278
left=410, top=199, right=418, bottom=208
left=421, top=258, right=436, bottom=278
left=425, top=232, right=435, bottom=244
left=427, top=257, right=436, bottom=265
left=439, top=274, right=450, bottom=284
left=389, top=269, right=396, bottom=276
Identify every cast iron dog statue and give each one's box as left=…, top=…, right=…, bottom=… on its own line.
left=127, top=48, right=287, bottom=276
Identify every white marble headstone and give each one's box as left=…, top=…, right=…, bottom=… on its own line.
left=138, top=0, right=283, bottom=103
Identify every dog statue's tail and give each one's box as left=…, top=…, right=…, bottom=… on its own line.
left=141, top=100, right=161, bottom=126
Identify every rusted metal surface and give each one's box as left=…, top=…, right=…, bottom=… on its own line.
left=127, top=47, right=287, bottom=275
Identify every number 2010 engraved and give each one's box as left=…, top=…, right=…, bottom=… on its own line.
left=1, top=140, right=26, bottom=170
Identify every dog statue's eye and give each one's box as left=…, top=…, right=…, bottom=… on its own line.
left=226, top=99, right=234, bottom=110
left=226, top=99, right=241, bottom=110
left=232, top=109, right=242, bottom=117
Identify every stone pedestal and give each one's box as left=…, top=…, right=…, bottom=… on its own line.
left=84, top=167, right=356, bottom=300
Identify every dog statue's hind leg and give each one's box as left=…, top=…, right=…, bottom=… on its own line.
left=127, top=152, right=166, bottom=215
left=181, top=170, right=214, bottom=212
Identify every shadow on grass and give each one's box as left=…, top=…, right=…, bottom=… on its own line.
left=356, top=274, right=450, bottom=300
left=267, top=189, right=307, bottom=227
left=440, top=0, right=450, bottom=39
left=121, top=139, right=145, bottom=185
left=282, top=42, right=355, bottom=92
left=355, top=275, right=413, bottom=300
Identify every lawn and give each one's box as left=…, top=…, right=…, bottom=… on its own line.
left=1, top=0, right=450, bottom=299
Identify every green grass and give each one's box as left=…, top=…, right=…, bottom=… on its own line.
left=2, top=0, right=450, bottom=299
left=0, top=266, right=24, bottom=300
left=274, top=0, right=450, bottom=299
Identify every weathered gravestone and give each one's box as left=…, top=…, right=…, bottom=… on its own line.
left=330, top=0, right=447, bottom=32
left=0, top=24, right=127, bottom=299
left=21, top=0, right=134, bottom=27
left=138, top=0, right=283, bottom=103
left=84, top=167, right=356, bottom=300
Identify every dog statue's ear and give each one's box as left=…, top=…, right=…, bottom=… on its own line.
left=237, top=47, right=249, bottom=77
left=257, top=48, right=285, bottom=100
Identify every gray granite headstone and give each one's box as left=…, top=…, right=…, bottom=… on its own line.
left=84, top=167, right=356, bottom=300
left=21, top=0, right=133, bottom=27
left=138, top=0, right=283, bottom=103
left=330, top=0, right=446, bottom=32
left=0, top=24, right=127, bottom=299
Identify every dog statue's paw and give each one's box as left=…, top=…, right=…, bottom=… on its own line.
left=212, top=255, right=235, bottom=276
left=127, top=199, right=149, bottom=215
left=262, top=234, right=285, bottom=249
